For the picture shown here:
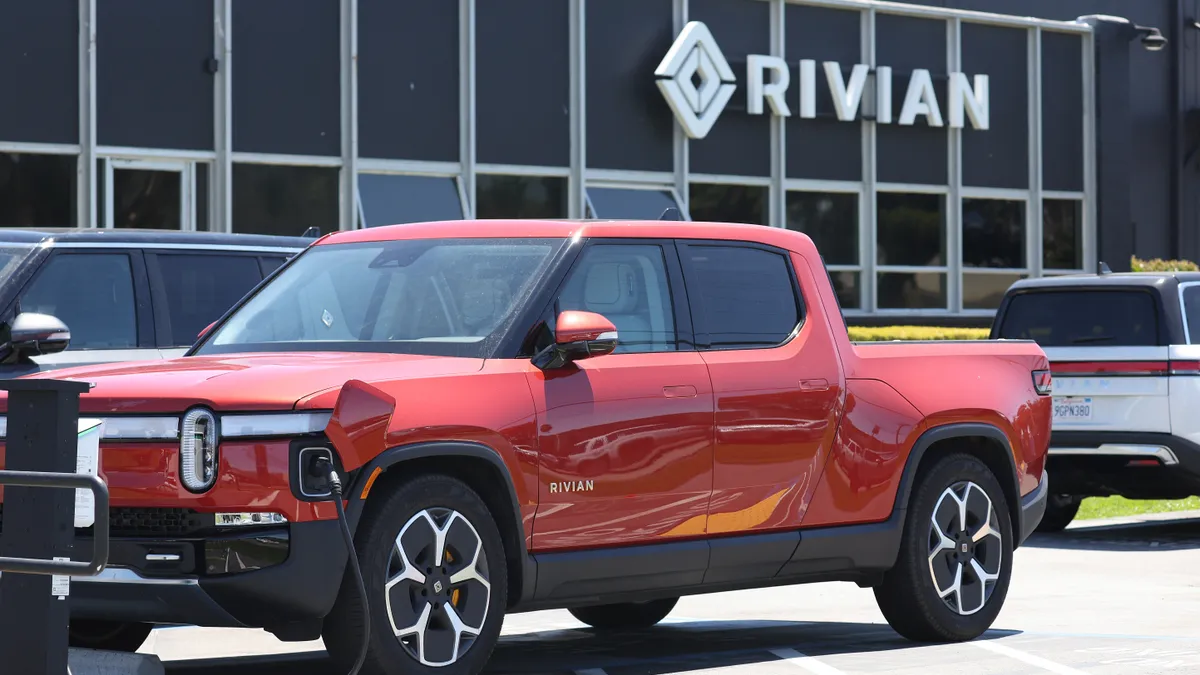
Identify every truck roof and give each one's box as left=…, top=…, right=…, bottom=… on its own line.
left=0, top=227, right=311, bottom=250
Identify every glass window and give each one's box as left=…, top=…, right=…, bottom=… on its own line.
left=682, top=244, right=801, bottom=349
left=1183, top=286, right=1200, bottom=343
left=260, top=256, right=288, bottom=276
left=1043, top=199, right=1083, bottom=270
left=878, top=272, right=947, bottom=310
left=962, top=199, right=1025, bottom=269
left=786, top=192, right=858, bottom=265
left=20, top=253, right=138, bottom=350
left=0, top=153, right=76, bottom=227
left=359, top=174, right=463, bottom=227
left=688, top=184, right=768, bottom=225
left=997, top=290, right=1158, bottom=346
left=830, top=271, right=860, bottom=310
left=112, top=169, right=182, bottom=229
left=156, top=254, right=263, bottom=346
left=877, top=193, right=946, bottom=267
left=476, top=175, right=567, bottom=219
left=963, top=273, right=1024, bottom=311
left=557, top=244, right=676, bottom=354
left=232, top=164, right=339, bottom=237
left=587, top=188, right=678, bottom=220
left=201, top=238, right=564, bottom=358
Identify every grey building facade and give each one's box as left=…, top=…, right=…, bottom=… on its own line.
left=0, top=0, right=1196, bottom=321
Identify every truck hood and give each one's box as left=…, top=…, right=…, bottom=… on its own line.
left=4, top=352, right=485, bottom=414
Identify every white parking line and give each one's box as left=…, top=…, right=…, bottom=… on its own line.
left=769, top=648, right=847, bottom=674
left=973, top=640, right=1090, bottom=674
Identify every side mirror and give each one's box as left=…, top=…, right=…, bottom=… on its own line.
left=532, top=311, right=619, bottom=370
left=8, top=312, right=70, bottom=357
left=198, top=321, right=217, bottom=341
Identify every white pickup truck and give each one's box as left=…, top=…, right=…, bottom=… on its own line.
left=990, top=268, right=1200, bottom=530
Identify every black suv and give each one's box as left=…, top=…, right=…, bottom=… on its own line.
left=0, top=229, right=308, bottom=376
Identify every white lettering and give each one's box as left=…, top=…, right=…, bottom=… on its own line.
left=898, top=68, right=944, bottom=127
left=949, top=72, right=989, bottom=130
left=798, top=59, right=817, bottom=119
left=875, top=66, right=893, bottom=124
left=747, top=55, right=791, bottom=116
left=824, top=62, right=870, bottom=122
left=549, top=482, right=558, bottom=494
left=585, top=480, right=594, bottom=491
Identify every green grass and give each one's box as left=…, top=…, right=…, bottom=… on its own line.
left=1077, top=495, right=1200, bottom=520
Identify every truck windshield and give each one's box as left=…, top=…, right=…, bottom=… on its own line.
left=197, top=237, right=564, bottom=357
left=996, top=289, right=1159, bottom=346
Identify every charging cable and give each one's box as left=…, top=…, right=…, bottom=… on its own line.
left=312, top=456, right=369, bottom=675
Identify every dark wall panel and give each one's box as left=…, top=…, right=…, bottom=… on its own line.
left=359, top=0, right=458, bottom=162
left=0, top=2, right=78, bottom=144
left=1041, top=32, right=1083, bottom=192
left=477, top=0, right=569, bottom=167
left=98, top=1, right=214, bottom=150
left=785, top=4, right=862, bottom=181
left=961, top=23, right=1027, bottom=188
left=586, top=0, right=675, bottom=172
left=233, top=0, right=340, bottom=156
left=876, top=13, right=948, bottom=185
left=689, top=0, right=771, bottom=177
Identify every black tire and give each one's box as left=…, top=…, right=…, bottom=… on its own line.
left=1035, top=494, right=1082, bottom=533
left=568, top=597, right=678, bottom=630
left=874, top=453, right=1013, bottom=642
left=68, top=620, right=154, bottom=652
left=323, top=474, right=508, bottom=675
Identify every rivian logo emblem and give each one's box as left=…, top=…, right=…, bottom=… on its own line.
left=654, top=21, right=737, bottom=140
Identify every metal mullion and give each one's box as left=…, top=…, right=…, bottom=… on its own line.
left=460, top=0, right=476, bottom=217
left=673, top=0, right=688, bottom=215
left=948, top=18, right=963, bottom=313
left=770, top=0, right=785, bottom=228
left=214, top=0, right=232, bottom=233
left=0, top=142, right=80, bottom=154
left=1029, top=26, right=1043, bottom=279
left=781, top=0, right=1092, bottom=32
left=79, top=0, right=97, bottom=228
left=340, top=0, right=358, bottom=230
left=568, top=0, right=586, bottom=219
left=1081, top=29, right=1098, bottom=273
left=863, top=8, right=877, bottom=311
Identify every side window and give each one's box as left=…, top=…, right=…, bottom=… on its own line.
left=682, top=244, right=802, bottom=349
left=260, top=256, right=288, bottom=276
left=20, top=253, right=138, bottom=350
left=556, top=244, right=676, bottom=354
left=155, top=254, right=263, bottom=346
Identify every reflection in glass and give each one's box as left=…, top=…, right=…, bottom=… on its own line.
left=1043, top=199, right=1083, bottom=270
left=476, top=175, right=567, bottom=219
left=830, top=271, right=860, bottom=310
left=963, top=273, right=1025, bottom=310
left=689, top=184, right=768, bottom=225
left=0, top=153, right=76, bottom=227
left=232, top=164, right=339, bottom=237
left=587, top=187, right=677, bottom=220
left=962, top=199, right=1025, bottom=268
left=878, top=272, right=947, bottom=309
left=112, top=169, right=181, bottom=229
left=786, top=192, right=858, bottom=265
left=359, top=174, right=463, bottom=226
left=876, top=193, right=945, bottom=266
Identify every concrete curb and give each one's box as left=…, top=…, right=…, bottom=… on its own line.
left=67, top=649, right=164, bottom=675
left=1070, top=508, right=1200, bottom=529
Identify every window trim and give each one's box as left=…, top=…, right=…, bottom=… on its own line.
left=675, top=239, right=806, bottom=353
left=145, top=250, right=267, bottom=348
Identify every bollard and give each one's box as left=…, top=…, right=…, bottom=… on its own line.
left=0, top=378, right=96, bottom=675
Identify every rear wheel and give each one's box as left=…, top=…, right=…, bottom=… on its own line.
left=875, top=453, right=1013, bottom=642
left=323, top=474, right=508, bottom=675
left=1036, top=494, right=1082, bottom=533
left=568, top=597, right=678, bottom=630
left=68, top=620, right=153, bottom=652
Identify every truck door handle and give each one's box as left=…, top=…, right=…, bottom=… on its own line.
left=663, top=385, right=698, bottom=398
left=799, top=379, right=829, bottom=392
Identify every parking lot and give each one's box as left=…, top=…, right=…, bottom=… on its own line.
left=139, top=511, right=1200, bottom=675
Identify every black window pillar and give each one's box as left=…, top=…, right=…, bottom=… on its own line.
left=1077, top=15, right=1168, bottom=272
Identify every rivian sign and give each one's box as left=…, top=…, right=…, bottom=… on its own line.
left=655, top=21, right=990, bottom=140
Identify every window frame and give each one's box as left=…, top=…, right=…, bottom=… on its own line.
left=145, top=249, right=267, bottom=348
left=675, top=239, right=806, bottom=352
left=13, top=248, right=154, bottom=350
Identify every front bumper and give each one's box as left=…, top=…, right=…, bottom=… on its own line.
left=68, top=519, right=347, bottom=634
left=1047, top=431, right=1200, bottom=499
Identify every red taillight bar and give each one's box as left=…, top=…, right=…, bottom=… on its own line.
left=1049, top=360, right=1200, bottom=376
left=1032, top=370, right=1052, bottom=395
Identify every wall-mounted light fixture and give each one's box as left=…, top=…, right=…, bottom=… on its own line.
left=1076, top=14, right=1168, bottom=52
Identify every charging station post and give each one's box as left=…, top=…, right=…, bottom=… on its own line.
left=0, top=378, right=101, bottom=675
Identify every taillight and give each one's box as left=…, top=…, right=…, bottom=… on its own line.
left=1170, top=360, right=1200, bottom=375
left=1032, top=370, right=1052, bottom=395
left=180, top=407, right=218, bottom=492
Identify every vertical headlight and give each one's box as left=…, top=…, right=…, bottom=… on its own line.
left=180, top=408, right=218, bottom=492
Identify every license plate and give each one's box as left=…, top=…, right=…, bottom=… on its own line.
left=1053, top=396, right=1093, bottom=422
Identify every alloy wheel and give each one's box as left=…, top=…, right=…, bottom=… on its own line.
left=927, top=481, right=1003, bottom=616
left=385, top=507, right=492, bottom=667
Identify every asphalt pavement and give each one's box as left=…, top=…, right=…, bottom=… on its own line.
left=145, top=511, right=1200, bottom=675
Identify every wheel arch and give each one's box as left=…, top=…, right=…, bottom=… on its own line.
left=894, top=423, right=1024, bottom=549
left=344, top=440, right=533, bottom=608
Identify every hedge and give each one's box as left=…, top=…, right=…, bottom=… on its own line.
left=1130, top=255, right=1199, bottom=272
left=848, top=325, right=990, bottom=341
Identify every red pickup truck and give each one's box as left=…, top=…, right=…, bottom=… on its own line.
left=0, top=220, right=1051, bottom=675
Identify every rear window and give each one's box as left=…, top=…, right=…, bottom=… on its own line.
left=996, top=290, right=1159, bottom=346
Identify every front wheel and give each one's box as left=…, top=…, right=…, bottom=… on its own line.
left=68, top=620, right=154, bottom=652
left=874, top=453, right=1013, bottom=642
left=1036, top=494, right=1082, bottom=533
left=323, top=474, right=508, bottom=675
left=568, top=597, right=678, bottom=630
